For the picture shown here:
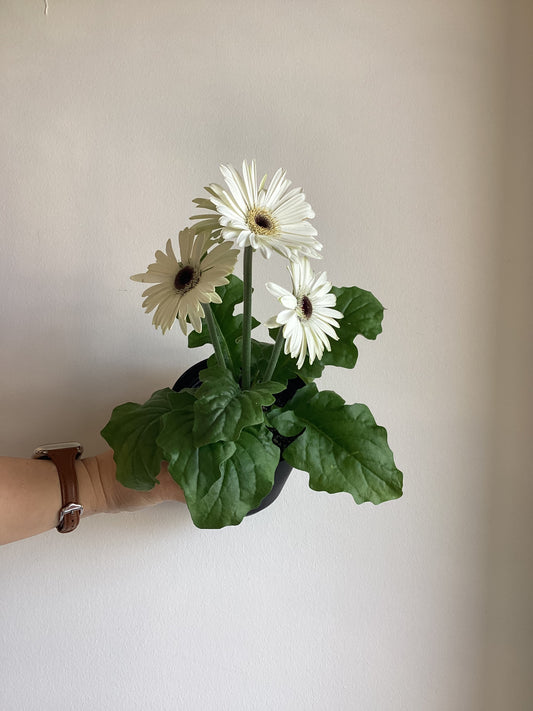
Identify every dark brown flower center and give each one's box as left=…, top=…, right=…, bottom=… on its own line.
left=174, top=265, right=200, bottom=293
left=300, top=295, right=313, bottom=319
left=246, top=208, right=277, bottom=235
left=254, top=213, right=273, bottom=230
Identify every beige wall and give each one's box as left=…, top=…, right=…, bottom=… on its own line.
left=0, top=1, right=530, bottom=709
left=484, top=2, right=533, bottom=710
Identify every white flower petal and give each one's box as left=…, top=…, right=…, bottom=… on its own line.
left=277, top=309, right=297, bottom=325
left=265, top=281, right=292, bottom=301
left=280, top=293, right=298, bottom=309
left=178, top=230, right=194, bottom=263
left=264, top=316, right=279, bottom=329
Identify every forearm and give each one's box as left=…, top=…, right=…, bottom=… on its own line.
left=0, top=450, right=184, bottom=545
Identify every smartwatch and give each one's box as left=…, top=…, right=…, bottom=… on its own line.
left=32, top=442, right=84, bottom=533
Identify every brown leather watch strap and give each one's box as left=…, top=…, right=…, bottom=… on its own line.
left=33, top=442, right=84, bottom=533
left=46, top=446, right=83, bottom=533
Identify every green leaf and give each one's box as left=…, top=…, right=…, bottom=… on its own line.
left=251, top=380, right=286, bottom=403
left=192, top=364, right=283, bottom=447
left=273, top=343, right=325, bottom=383
left=323, top=286, right=385, bottom=369
left=268, top=384, right=403, bottom=505
left=188, top=275, right=259, bottom=375
left=202, top=424, right=279, bottom=528
left=159, top=401, right=279, bottom=528
left=100, top=388, right=181, bottom=490
left=252, top=336, right=323, bottom=386
left=156, top=391, right=235, bottom=525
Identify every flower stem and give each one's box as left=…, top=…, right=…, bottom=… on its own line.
left=262, top=327, right=284, bottom=383
left=241, top=245, right=253, bottom=389
left=204, top=303, right=226, bottom=370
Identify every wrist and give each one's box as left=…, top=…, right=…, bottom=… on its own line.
left=77, top=450, right=185, bottom=515
left=76, top=453, right=110, bottom=516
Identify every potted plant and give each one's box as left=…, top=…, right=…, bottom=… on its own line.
left=101, top=160, right=403, bottom=528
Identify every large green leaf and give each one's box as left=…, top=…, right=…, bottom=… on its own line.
left=158, top=397, right=279, bottom=528
left=156, top=390, right=235, bottom=523
left=192, top=425, right=280, bottom=528
left=268, top=384, right=403, bottom=505
left=192, top=364, right=283, bottom=447
left=100, top=388, right=181, bottom=490
left=322, top=286, right=384, bottom=369
left=188, top=274, right=259, bottom=375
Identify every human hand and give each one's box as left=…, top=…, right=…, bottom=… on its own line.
left=79, top=450, right=186, bottom=515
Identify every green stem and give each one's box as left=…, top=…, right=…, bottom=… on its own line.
left=262, top=327, right=285, bottom=383
left=217, top=325, right=234, bottom=376
left=241, top=245, right=253, bottom=390
left=204, top=303, right=226, bottom=370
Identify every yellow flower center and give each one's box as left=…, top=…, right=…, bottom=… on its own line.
left=246, top=208, right=277, bottom=235
left=174, top=265, right=200, bottom=293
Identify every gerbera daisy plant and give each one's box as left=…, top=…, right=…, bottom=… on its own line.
left=102, top=160, right=403, bottom=528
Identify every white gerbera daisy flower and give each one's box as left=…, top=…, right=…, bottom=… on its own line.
left=266, top=258, right=343, bottom=369
left=190, top=160, right=322, bottom=260
left=131, top=228, right=238, bottom=335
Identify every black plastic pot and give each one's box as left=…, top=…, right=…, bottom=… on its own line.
left=172, top=360, right=303, bottom=516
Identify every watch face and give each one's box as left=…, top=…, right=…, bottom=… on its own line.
left=32, top=442, right=83, bottom=459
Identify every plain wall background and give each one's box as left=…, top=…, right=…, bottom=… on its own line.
left=1, top=1, right=531, bottom=709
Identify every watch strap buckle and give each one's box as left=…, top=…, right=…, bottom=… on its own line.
left=57, top=503, right=84, bottom=532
